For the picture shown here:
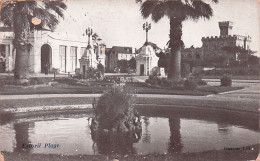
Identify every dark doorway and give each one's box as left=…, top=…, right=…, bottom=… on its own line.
left=140, top=64, right=144, bottom=76
left=41, top=44, right=52, bottom=73
left=82, top=65, right=86, bottom=78
left=0, top=44, right=6, bottom=72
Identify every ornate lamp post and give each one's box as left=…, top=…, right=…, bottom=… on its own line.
left=143, top=22, right=151, bottom=45
left=86, top=27, right=93, bottom=46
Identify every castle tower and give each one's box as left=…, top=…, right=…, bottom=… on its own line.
left=219, top=21, right=233, bottom=36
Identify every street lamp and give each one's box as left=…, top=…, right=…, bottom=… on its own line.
left=143, top=22, right=151, bottom=45
left=85, top=27, right=93, bottom=46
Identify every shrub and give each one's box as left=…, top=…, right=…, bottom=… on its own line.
left=197, top=79, right=207, bottom=86
left=184, top=79, right=197, bottom=90
left=151, top=67, right=160, bottom=76
left=93, top=86, right=140, bottom=133
left=221, top=75, right=232, bottom=86
left=0, top=108, right=15, bottom=124
left=181, top=63, right=191, bottom=77
left=90, top=86, right=142, bottom=154
left=145, top=75, right=158, bottom=85
left=97, top=63, right=105, bottom=75
left=160, top=77, right=169, bottom=87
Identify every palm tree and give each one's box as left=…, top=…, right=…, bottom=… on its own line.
left=137, top=0, right=218, bottom=80
left=0, top=0, right=67, bottom=82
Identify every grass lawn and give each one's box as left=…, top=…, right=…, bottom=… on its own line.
left=202, top=75, right=260, bottom=80
left=0, top=78, right=243, bottom=96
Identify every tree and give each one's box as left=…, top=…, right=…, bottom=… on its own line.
left=157, top=51, right=169, bottom=74
left=117, top=59, right=128, bottom=73
left=221, top=45, right=257, bottom=67
left=0, top=0, right=67, bottom=82
left=128, top=57, right=136, bottom=70
left=137, top=0, right=218, bottom=81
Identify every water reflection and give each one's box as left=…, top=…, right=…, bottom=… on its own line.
left=217, top=124, right=232, bottom=135
left=14, top=122, right=32, bottom=153
left=168, top=117, right=183, bottom=153
left=142, top=116, right=151, bottom=143
left=91, top=131, right=138, bottom=155
left=0, top=108, right=259, bottom=156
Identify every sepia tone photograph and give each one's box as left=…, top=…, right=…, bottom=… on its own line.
left=0, top=0, right=259, bottom=160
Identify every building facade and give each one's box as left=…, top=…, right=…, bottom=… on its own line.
left=0, top=27, right=104, bottom=74
left=181, top=21, right=251, bottom=66
left=136, top=42, right=160, bottom=76
left=108, top=46, right=135, bottom=71
left=201, top=21, right=251, bottom=59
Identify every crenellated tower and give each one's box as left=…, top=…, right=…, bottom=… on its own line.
left=219, top=21, right=233, bottom=36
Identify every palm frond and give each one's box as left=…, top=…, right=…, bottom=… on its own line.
left=140, top=0, right=159, bottom=19
left=189, top=0, right=213, bottom=20
left=151, top=2, right=167, bottom=22
left=32, top=7, right=59, bottom=31
left=166, top=1, right=186, bottom=20
left=43, top=0, right=67, bottom=18
left=0, top=2, right=15, bottom=27
left=19, top=1, right=37, bottom=15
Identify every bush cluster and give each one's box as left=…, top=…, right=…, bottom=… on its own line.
left=145, top=75, right=207, bottom=90
left=202, top=67, right=260, bottom=76
left=0, top=77, right=52, bottom=87
left=0, top=108, right=15, bottom=124
left=220, top=75, right=232, bottom=86
left=95, top=86, right=136, bottom=130
left=184, top=77, right=197, bottom=90
left=77, top=64, right=105, bottom=80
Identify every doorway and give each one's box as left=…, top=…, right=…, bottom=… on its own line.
left=140, top=64, right=144, bottom=76
left=41, top=44, right=52, bottom=73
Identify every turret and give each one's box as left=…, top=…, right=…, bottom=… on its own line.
left=219, top=21, right=233, bottom=36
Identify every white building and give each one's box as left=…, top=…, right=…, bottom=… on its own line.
left=0, top=27, right=104, bottom=74
left=135, top=42, right=160, bottom=76
left=108, top=46, right=135, bottom=71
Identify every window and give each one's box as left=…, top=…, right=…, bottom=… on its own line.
left=70, top=46, right=77, bottom=72
left=59, top=45, right=67, bottom=72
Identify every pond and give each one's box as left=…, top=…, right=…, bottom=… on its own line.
left=0, top=106, right=259, bottom=155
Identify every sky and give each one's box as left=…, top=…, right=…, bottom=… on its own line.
left=56, top=0, right=260, bottom=54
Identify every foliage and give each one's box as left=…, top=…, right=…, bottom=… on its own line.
left=220, top=75, right=232, bottom=86
left=181, top=63, right=191, bottom=77
left=94, top=86, right=137, bottom=130
left=151, top=67, right=160, bottom=76
left=128, top=57, right=136, bottom=70
left=0, top=1, right=67, bottom=80
left=117, top=59, right=128, bottom=73
left=97, top=63, right=105, bottom=74
left=0, top=77, right=52, bottom=87
left=90, top=86, right=142, bottom=154
left=83, top=66, right=105, bottom=80
left=248, top=55, right=260, bottom=66
left=97, top=63, right=105, bottom=79
left=157, top=51, right=169, bottom=74
left=138, top=0, right=218, bottom=80
left=184, top=77, right=197, bottom=90
left=145, top=75, right=161, bottom=86
left=0, top=108, right=15, bottom=124
left=202, top=67, right=260, bottom=76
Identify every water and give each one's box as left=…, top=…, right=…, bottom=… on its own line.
left=0, top=106, right=259, bottom=155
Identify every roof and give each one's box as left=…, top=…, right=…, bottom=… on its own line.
left=111, top=46, right=132, bottom=54
left=137, top=42, right=161, bottom=53
left=0, top=27, right=13, bottom=32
